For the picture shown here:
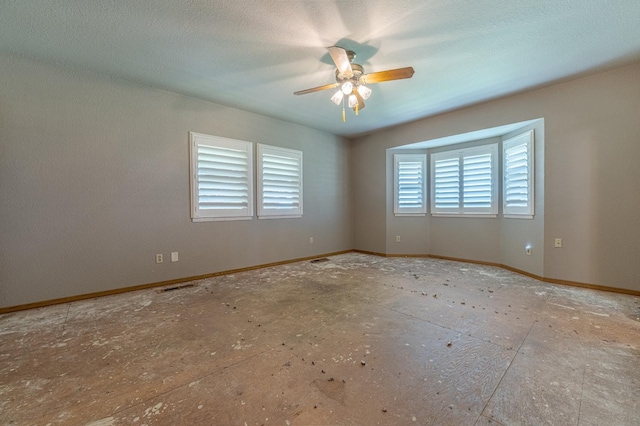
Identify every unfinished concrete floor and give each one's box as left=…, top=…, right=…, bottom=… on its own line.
left=1, top=253, right=639, bottom=425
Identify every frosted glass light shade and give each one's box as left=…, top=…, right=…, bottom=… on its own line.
left=348, top=94, right=358, bottom=108
left=341, top=81, right=353, bottom=94
left=330, top=90, right=344, bottom=105
left=357, top=85, right=372, bottom=99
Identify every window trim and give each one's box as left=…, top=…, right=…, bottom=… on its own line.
left=393, top=153, right=427, bottom=216
left=257, top=144, right=303, bottom=219
left=189, top=132, right=254, bottom=222
left=503, top=130, right=534, bottom=219
left=430, top=144, right=498, bottom=217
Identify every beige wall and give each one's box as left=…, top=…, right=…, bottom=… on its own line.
left=2, top=53, right=639, bottom=309
left=385, top=129, right=544, bottom=276
left=352, top=62, right=640, bottom=291
left=499, top=121, right=545, bottom=277
left=384, top=149, right=430, bottom=255
left=0, top=53, right=353, bottom=308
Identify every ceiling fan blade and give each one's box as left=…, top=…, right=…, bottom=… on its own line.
left=360, top=67, right=415, bottom=84
left=294, top=82, right=339, bottom=95
left=328, top=46, right=353, bottom=77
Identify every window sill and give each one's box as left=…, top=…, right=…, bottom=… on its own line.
left=258, top=215, right=302, bottom=220
left=192, top=216, right=253, bottom=222
left=394, top=213, right=426, bottom=217
left=503, top=214, right=534, bottom=219
left=431, top=214, right=498, bottom=218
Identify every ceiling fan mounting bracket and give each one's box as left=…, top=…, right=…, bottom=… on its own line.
left=345, top=50, right=356, bottom=63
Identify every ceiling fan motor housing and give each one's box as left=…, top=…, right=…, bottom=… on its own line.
left=336, top=63, right=364, bottom=84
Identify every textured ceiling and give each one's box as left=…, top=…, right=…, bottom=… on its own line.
left=2, top=1, right=640, bottom=137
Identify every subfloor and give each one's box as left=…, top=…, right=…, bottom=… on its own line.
left=1, top=253, right=639, bottom=426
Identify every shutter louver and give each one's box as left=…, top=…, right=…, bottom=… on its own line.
left=189, top=133, right=254, bottom=221
left=504, top=144, right=529, bottom=207
left=262, top=153, right=301, bottom=211
left=197, top=145, right=249, bottom=211
left=394, top=154, right=426, bottom=215
left=258, top=144, right=303, bottom=218
left=398, top=161, right=423, bottom=209
left=431, top=144, right=497, bottom=215
left=503, top=130, right=534, bottom=217
left=434, top=157, right=460, bottom=209
left=463, top=153, right=493, bottom=208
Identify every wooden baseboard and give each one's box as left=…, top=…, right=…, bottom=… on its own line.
left=386, top=253, right=431, bottom=258
left=426, top=254, right=502, bottom=269
left=541, top=276, right=640, bottom=297
left=499, top=263, right=545, bottom=281
left=378, top=252, right=640, bottom=297
left=3, top=249, right=638, bottom=314
left=352, top=249, right=386, bottom=257
left=0, top=250, right=351, bottom=314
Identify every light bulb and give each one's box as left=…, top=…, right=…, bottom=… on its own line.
left=330, top=90, right=344, bottom=105
left=348, top=94, right=358, bottom=109
left=357, top=85, right=371, bottom=99
left=341, top=81, right=353, bottom=94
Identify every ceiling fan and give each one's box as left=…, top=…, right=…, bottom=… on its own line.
left=294, top=46, right=415, bottom=122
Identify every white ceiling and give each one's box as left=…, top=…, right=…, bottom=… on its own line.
left=2, top=1, right=640, bottom=138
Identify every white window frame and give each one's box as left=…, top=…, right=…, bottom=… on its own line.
left=394, top=153, right=427, bottom=216
left=430, top=144, right=498, bottom=217
left=189, top=132, right=254, bottom=222
left=257, top=144, right=303, bottom=219
left=503, top=130, right=534, bottom=218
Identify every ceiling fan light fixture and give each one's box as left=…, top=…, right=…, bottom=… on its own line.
left=294, top=46, right=415, bottom=122
left=330, top=90, right=344, bottom=105
left=357, top=85, right=372, bottom=99
left=348, top=94, right=358, bottom=109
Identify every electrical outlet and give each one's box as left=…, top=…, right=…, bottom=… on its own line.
left=155, top=254, right=163, bottom=264
left=396, top=236, right=401, bottom=243
left=309, top=237, right=314, bottom=244
left=554, top=238, right=563, bottom=248
left=171, top=252, right=179, bottom=262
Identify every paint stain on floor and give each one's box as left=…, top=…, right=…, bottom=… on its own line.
left=1, top=253, right=639, bottom=425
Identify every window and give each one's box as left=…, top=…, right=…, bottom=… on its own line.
left=503, top=130, right=534, bottom=218
left=394, top=154, right=427, bottom=215
left=431, top=144, right=498, bottom=216
left=257, top=144, right=303, bottom=218
left=189, top=132, right=254, bottom=221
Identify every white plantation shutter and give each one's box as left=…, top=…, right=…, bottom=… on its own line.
left=189, top=133, right=254, bottom=221
left=433, top=156, right=460, bottom=210
left=258, top=144, right=303, bottom=218
left=431, top=144, right=497, bottom=215
left=394, top=154, right=426, bottom=215
left=463, top=152, right=493, bottom=209
left=503, top=130, right=534, bottom=217
left=504, top=145, right=528, bottom=206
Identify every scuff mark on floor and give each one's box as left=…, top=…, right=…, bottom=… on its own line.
left=85, top=417, right=116, bottom=426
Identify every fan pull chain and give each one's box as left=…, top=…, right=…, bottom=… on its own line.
left=355, top=102, right=359, bottom=116
left=342, top=97, right=346, bottom=122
